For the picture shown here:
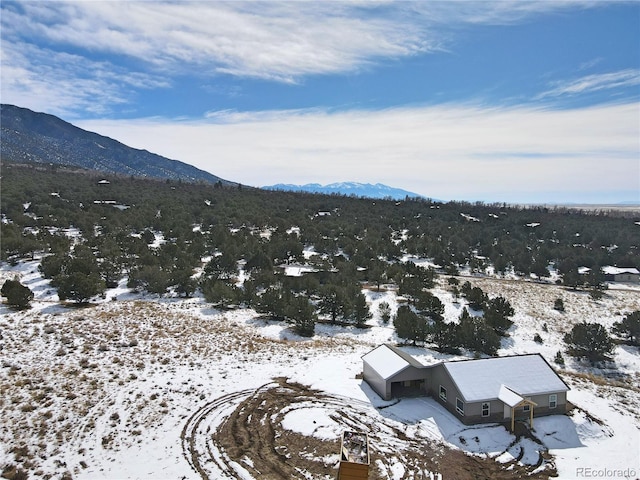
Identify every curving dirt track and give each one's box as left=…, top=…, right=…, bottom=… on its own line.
left=181, top=378, right=556, bottom=480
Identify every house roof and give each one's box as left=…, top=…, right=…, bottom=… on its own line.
left=497, top=384, right=538, bottom=408
left=603, top=266, right=640, bottom=275
left=362, top=344, right=424, bottom=380
left=443, top=354, right=569, bottom=403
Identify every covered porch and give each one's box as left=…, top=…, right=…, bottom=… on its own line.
left=499, top=385, right=538, bottom=432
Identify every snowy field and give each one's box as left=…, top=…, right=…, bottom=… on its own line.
left=1, top=259, right=639, bottom=480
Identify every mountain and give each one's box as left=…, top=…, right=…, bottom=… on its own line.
left=0, top=104, right=234, bottom=185
left=262, top=182, right=428, bottom=200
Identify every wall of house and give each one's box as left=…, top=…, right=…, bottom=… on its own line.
left=615, top=273, right=640, bottom=283
left=362, top=362, right=390, bottom=400
left=363, top=362, right=431, bottom=400
left=526, top=391, right=568, bottom=416
left=389, top=365, right=429, bottom=384
left=427, top=364, right=466, bottom=420
left=461, top=399, right=505, bottom=424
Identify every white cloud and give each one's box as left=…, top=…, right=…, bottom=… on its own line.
left=1, top=2, right=434, bottom=82
left=77, top=102, right=640, bottom=204
left=539, top=69, right=640, bottom=99
left=0, top=1, right=624, bottom=116
left=1, top=1, right=609, bottom=84
left=0, top=40, right=169, bottom=116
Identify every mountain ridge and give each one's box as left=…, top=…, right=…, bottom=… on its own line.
left=263, top=182, right=429, bottom=200
left=0, top=104, right=234, bottom=185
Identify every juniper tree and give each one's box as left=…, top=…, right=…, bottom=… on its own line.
left=611, top=311, right=640, bottom=346
left=1, top=279, right=34, bottom=309
left=564, top=322, right=614, bottom=363
left=393, top=305, right=429, bottom=345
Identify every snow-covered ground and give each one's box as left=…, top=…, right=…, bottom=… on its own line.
left=0, top=260, right=639, bottom=479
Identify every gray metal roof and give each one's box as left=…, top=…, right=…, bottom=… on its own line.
left=443, top=354, right=569, bottom=402
left=362, top=344, right=425, bottom=380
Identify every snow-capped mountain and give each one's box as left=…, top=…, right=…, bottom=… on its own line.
left=262, top=182, right=427, bottom=200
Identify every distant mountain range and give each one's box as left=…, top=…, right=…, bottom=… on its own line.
left=0, top=104, right=234, bottom=185
left=262, top=182, right=427, bottom=200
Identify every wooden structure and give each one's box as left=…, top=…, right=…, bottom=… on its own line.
left=337, top=431, right=370, bottom=480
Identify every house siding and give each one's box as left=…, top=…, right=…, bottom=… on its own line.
left=428, top=364, right=463, bottom=417
left=362, top=362, right=390, bottom=400
left=527, top=391, right=568, bottom=416
left=362, top=347, right=570, bottom=426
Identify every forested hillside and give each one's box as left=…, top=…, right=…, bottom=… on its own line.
left=4, top=163, right=637, bottom=271
left=3, top=163, right=637, bottom=335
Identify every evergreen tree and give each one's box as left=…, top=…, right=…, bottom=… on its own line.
left=172, top=269, right=197, bottom=298
left=204, top=252, right=237, bottom=280
left=484, top=296, right=515, bottom=336
left=39, top=251, right=67, bottom=279
left=318, top=285, right=348, bottom=324
left=245, top=250, right=273, bottom=272
left=348, top=291, right=372, bottom=328
left=202, top=279, right=240, bottom=308
left=285, top=295, right=316, bottom=337
left=458, top=308, right=500, bottom=356
left=564, top=322, right=614, bottom=363
left=50, top=244, right=106, bottom=303
left=611, top=311, right=640, bottom=346
left=413, top=290, right=444, bottom=320
left=393, top=305, right=429, bottom=345
left=1, top=278, right=34, bottom=309
left=465, top=286, right=487, bottom=311
left=430, top=318, right=461, bottom=354
left=53, top=271, right=105, bottom=303
left=129, top=265, right=170, bottom=295
left=398, top=275, right=423, bottom=300
left=254, top=284, right=288, bottom=320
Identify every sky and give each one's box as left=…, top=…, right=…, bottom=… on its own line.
left=1, top=1, right=639, bottom=204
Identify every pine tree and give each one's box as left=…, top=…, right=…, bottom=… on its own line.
left=430, top=318, right=461, bottom=354
left=285, top=296, right=316, bottom=337
left=393, top=305, right=429, bottom=345
left=611, top=311, right=640, bottom=346
left=458, top=308, right=500, bottom=356
left=484, top=295, right=515, bottom=336
left=564, top=322, right=614, bottom=363
left=318, top=285, right=347, bottom=324
left=349, top=291, right=372, bottom=328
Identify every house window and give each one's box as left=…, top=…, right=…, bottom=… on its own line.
left=549, top=394, right=557, bottom=409
left=456, top=398, right=464, bottom=415
left=482, top=402, right=490, bottom=417
left=439, top=386, right=447, bottom=401
left=523, top=404, right=530, bottom=413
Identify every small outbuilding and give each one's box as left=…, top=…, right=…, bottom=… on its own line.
left=362, top=345, right=569, bottom=431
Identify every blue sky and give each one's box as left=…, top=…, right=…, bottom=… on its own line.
left=2, top=1, right=639, bottom=204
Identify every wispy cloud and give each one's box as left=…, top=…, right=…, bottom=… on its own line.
left=538, top=69, right=640, bottom=99
left=1, top=2, right=433, bottom=82
left=78, top=101, right=640, bottom=204
left=0, top=39, right=169, bottom=116
left=0, top=0, right=617, bottom=116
